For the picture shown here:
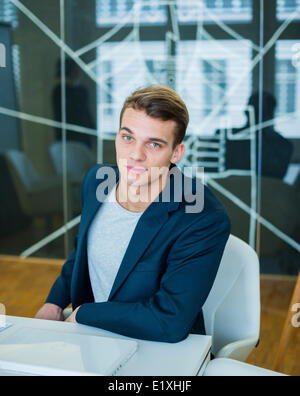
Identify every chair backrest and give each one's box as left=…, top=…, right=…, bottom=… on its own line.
left=49, top=141, right=95, bottom=180
left=5, top=150, right=40, bottom=190
left=202, top=235, right=260, bottom=356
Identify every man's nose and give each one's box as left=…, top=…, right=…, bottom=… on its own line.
left=130, top=144, right=146, bottom=161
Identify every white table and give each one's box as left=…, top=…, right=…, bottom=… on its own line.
left=0, top=316, right=211, bottom=376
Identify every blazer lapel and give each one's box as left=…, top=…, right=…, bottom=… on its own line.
left=79, top=165, right=119, bottom=244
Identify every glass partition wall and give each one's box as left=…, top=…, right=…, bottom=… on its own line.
left=0, top=0, right=299, bottom=276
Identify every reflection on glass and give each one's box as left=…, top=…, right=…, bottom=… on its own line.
left=225, top=92, right=294, bottom=180
left=176, top=40, right=252, bottom=135
left=277, top=0, right=300, bottom=20
left=52, top=57, right=96, bottom=149
left=177, top=0, right=253, bottom=23
left=275, top=40, right=300, bottom=138
left=96, top=0, right=167, bottom=26
left=0, top=0, right=18, bottom=26
left=0, top=0, right=298, bottom=275
left=96, top=0, right=254, bottom=26
left=97, top=41, right=167, bottom=134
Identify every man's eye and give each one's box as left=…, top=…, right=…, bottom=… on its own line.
left=123, top=135, right=132, bottom=142
left=150, top=142, right=160, bottom=149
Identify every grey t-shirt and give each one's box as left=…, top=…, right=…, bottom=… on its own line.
left=87, top=184, right=144, bottom=303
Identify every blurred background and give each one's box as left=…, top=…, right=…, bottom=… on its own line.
left=0, top=0, right=299, bottom=276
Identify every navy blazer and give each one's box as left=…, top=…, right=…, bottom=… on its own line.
left=46, top=164, right=231, bottom=343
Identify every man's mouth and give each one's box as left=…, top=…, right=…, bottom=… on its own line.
left=127, top=166, right=147, bottom=175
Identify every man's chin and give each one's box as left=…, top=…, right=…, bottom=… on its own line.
left=119, top=167, right=166, bottom=188
left=125, top=176, right=148, bottom=188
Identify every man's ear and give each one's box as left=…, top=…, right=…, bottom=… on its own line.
left=171, top=143, right=185, bottom=164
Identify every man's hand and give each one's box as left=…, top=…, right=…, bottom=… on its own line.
left=35, top=303, right=64, bottom=321
left=65, top=306, right=80, bottom=323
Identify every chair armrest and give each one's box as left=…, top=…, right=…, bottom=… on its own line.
left=215, top=336, right=259, bottom=362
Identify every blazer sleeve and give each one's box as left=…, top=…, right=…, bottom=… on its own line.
left=75, top=209, right=231, bottom=343
left=45, top=167, right=93, bottom=309
left=45, top=239, right=77, bottom=309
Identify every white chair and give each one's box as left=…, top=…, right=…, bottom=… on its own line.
left=203, top=358, right=287, bottom=376
left=5, top=149, right=41, bottom=191
left=202, top=235, right=260, bottom=361
left=49, top=141, right=95, bottom=182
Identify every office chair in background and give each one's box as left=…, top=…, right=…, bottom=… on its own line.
left=4, top=150, right=66, bottom=219
left=49, top=141, right=95, bottom=183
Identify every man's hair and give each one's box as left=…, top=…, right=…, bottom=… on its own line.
left=120, top=85, right=189, bottom=148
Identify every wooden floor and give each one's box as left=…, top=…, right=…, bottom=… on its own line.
left=246, top=275, right=300, bottom=376
left=0, top=255, right=299, bottom=376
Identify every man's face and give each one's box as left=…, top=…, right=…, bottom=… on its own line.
left=115, top=108, right=185, bottom=188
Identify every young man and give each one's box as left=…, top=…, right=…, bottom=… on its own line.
left=35, top=86, right=231, bottom=343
